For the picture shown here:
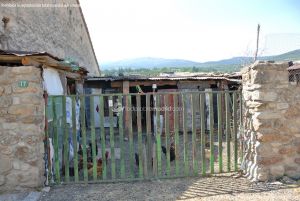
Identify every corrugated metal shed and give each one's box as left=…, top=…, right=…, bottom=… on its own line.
left=86, top=73, right=241, bottom=83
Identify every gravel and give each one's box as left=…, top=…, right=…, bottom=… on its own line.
left=39, top=173, right=300, bottom=201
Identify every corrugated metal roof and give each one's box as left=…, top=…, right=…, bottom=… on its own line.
left=287, top=64, right=300, bottom=70
left=86, top=74, right=241, bottom=83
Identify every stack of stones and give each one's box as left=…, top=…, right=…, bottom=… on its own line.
left=0, top=66, right=44, bottom=192
left=241, top=61, right=300, bottom=181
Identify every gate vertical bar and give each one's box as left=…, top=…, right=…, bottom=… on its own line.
left=225, top=92, right=231, bottom=172
left=164, top=95, right=171, bottom=176
left=118, top=95, right=125, bottom=179
left=200, top=93, right=206, bottom=176
left=52, top=97, right=60, bottom=183
left=71, top=96, right=79, bottom=181
left=233, top=92, right=238, bottom=171
left=80, top=96, right=88, bottom=182
left=182, top=94, right=189, bottom=176
left=127, top=95, right=134, bottom=178
left=99, top=96, right=107, bottom=179
left=109, top=96, right=116, bottom=179
left=146, top=94, right=152, bottom=178
left=239, top=91, right=243, bottom=165
left=173, top=94, right=180, bottom=176
left=209, top=92, right=214, bottom=174
left=191, top=94, right=198, bottom=176
left=217, top=93, right=223, bottom=173
left=155, top=94, right=162, bottom=177
left=136, top=95, right=143, bottom=178
left=90, top=96, right=97, bottom=180
left=62, top=96, right=70, bottom=182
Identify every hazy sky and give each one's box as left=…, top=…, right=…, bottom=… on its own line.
left=80, top=0, right=300, bottom=63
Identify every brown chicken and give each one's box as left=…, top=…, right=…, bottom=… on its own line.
left=88, top=158, right=103, bottom=177
left=78, top=150, right=109, bottom=177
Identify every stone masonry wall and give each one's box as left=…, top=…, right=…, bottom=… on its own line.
left=242, top=61, right=300, bottom=181
left=0, top=0, right=99, bottom=76
left=0, top=66, right=45, bottom=192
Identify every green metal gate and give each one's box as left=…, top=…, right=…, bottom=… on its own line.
left=44, top=90, right=242, bottom=184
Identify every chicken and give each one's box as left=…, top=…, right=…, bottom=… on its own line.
left=161, top=142, right=176, bottom=162
left=87, top=142, right=98, bottom=163
left=88, top=158, right=103, bottom=177
left=78, top=144, right=109, bottom=176
left=87, top=151, right=109, bottom=177
left=135, top=153, right=139, bottom=167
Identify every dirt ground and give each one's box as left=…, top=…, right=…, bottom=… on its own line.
left=39, top=173, right=300, bottom=201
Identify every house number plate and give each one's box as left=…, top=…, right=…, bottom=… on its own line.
left=18, top=80, right=29, bottom=88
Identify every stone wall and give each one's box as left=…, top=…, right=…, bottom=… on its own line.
left=0, top=0, right=99, bottom=76
left=0, top=66, right=45, bottom=192
left=242, top=61, right=300, bottom=181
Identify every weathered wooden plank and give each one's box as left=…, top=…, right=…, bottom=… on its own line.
left=109, top=96, right=116, bottom=179
left=191, top=94, right=198, bottom=176
left=217, top=93, right=223, bottom=173
left=45, top=96, right=50, bottom=184
left=173, top=94, right=180, bottom=176
left=127, top=95, right=134, bottom=178
left=182, top=94, right=189, bottom=176
left=80, top=96, right=88, bottom=182
left=62, top=96, right=70, bottom=182
left=99, top=96, right=107, bottom=179
left=209, top=92, right=214, bottom=174
left=52, top=97, right=60, bottom=183
left=136, top=95, right=143, bottom=178
left=155, top=94, right=162, bottom=177
left=71, top=96, right=79, bottom=182
left=145, top=94, right=152, bottom=178
left=233, top=92, right=238, bottom=171
left=239, top=91, right=243, bottom=166
left=90, top=96, right=97, bottom=180
left=164, top=95, right=171, bottom=176
left=225, top=92, right=231, bottom=172
left=200, top=93, right=206, bottom=176
left=118, top=95, right=125, bottom=179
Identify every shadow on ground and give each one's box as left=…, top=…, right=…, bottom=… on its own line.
left=39, top=174, right=300, bottom=201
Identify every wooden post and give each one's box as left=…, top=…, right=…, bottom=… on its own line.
left=123, top=81, right=130, bottom=138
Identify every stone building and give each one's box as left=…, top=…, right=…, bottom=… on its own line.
left=0, top=0, right=99, bottom=75
left=0, top=51, right=87, bottom=192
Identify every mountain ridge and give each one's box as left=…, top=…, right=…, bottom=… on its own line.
left=101, top=49, right=300, bottom=70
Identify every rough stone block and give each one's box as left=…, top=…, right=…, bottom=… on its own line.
left=256, top=111, right=282, bottom=120
left=252, top=91, right=278, bottom=102
left=270, top=166, right=285, bottom=178
left=20, top=95, right=43, bottom=105
left=279, top=147, right=297, bottom=155
left=0, top=145, right=13, bottom=155
left=10, top=66, right=36, bottom=75
left=0, top=97, right=12, bottom=107
left=0, top=154, right=12, bottom=174
left=277, top=103, right=289, bottom=110
left=258, top=156, right=283, bottom=165
left=0, top=86, right=4, bottom=96
left=257, top=133, right=290, bottom=143
left=8, top=105, right=36, bottom=116
left=12, top=85, right=40, bottom=94
left=0, top=175, right=5, bottom=186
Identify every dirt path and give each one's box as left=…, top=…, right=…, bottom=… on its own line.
left=39, top=174, right=300, bottom=201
